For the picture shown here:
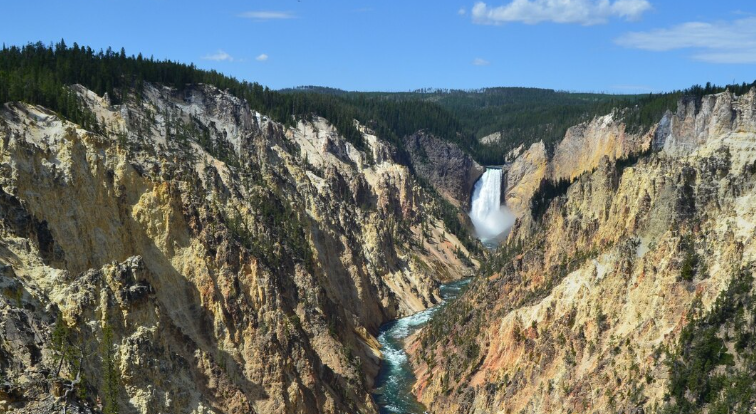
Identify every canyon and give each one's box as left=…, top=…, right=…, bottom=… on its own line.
left=411, top=89, right=756, bottom=413
left=1, top=54, right=755, bottom=414
left=0, top=83, right=477, bottom=413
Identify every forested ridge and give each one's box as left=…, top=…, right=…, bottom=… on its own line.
left=0, top=41, right=376, bottom=149
left=288, top=84, right=756, bottom=165
left=0, top=41, right=487, bottom=254
left=0, top=41, right=486, bottom=168
left=2, top=41, right=754, bottom=167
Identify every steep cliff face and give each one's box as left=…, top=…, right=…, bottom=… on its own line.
left=504, top=113, right=651, bottom=219
left=660, top=91, right=756, bottom=156
left=410, top=89, right=756, bottom=413
left=0, top=83, right=476, bottom=413
left=503, top=141, right=549, bottom=219
left=404, top=131, right=485, bottom=209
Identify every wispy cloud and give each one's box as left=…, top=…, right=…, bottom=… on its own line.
left=202, top=50, right=234, bottom=62
left=616, top=17, right=756, bottom=63
left=238, top=11, right=297, bottom=21
left=256, top=54, right=269, bottom=62
left=458, top=7, right=467, bottom=15
left=473, top=58, right=491, bottom=66
left=471, top=0, right=651, bottom=26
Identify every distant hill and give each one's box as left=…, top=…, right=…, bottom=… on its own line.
left=281, top=84, right=756, bottom=164
left=281, top=85, right=657, bottom=164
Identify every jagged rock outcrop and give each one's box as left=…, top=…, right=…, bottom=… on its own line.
left=410, top=89, right=756, bottom=414
left=660, top=91, right=756, bottom=156
left=504, top=113, right=652, bottom=219
left=479, top=132, right=502, bottom=145
left=503, top=141, right=550, bottom=218
left=0, top=83, right=477, bottom=413
left=404, top=131, right=485, bottom=208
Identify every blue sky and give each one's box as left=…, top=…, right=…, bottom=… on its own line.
left=2, top=0, right=755, bottom=93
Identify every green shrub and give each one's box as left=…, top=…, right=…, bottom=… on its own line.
left=662, top=269, right=756, bottom=413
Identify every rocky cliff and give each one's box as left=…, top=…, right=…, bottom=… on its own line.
left=0, top=83, right=477, bottom=413
left=504, top=112, right=651, bottom=219
left=404, top=131, right=485, bottom=209
left=410, top=89, right=756, bottom=413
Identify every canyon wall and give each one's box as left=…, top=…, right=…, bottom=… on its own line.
left=504, top=113, right=652, bottom=219
left=411, top=89, right=756, bottom=414
left=404, top=131, right=485, bottom=209
left=0, top=83, right=476, bottom=413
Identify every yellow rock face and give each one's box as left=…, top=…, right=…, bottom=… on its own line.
left=411, top=89, right=756, bottom=414
left=505, top=113, right=651, bottom=221
left=0, top=83, right=476, bottom=413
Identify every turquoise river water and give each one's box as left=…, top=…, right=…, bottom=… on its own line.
left=372, top=278, right=470, bottom=414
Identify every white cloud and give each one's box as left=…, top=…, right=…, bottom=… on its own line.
left=458, top=7, right=467, bottom=15
left=471, top=0, right=652, bottom=26
left=256, top=54, right=269, bottom=62
left=616, top=17, right=756, bottom=63
left=202, top=50, right=234, bottom=62
left=238, top=11, right=296, bottom=20
left=473, top=58, right=491, bottom=66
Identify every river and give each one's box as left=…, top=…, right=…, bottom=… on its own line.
left=372, top=278, right=471, bottom=414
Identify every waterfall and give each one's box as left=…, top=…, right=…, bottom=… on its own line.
left=469, top=168, right=514, bottom=245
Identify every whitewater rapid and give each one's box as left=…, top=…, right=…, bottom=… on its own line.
left=469, top=168, right=514, bottom=246
left=372, top=279, right=470, bottom=414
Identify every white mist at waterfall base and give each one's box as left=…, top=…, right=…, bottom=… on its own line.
left=469, top=169, right=514, bottom=245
